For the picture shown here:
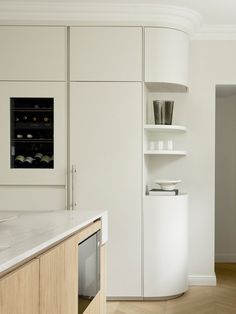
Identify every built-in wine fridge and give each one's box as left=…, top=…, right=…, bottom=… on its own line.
left=10, top=97, right=54, bottom=169
left=78, top=231, right=101, bottom=314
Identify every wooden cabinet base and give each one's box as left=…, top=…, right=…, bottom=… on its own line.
left=0, top=259, right=39, bottom=314
left=83, top=291, right=101, bottom=314
left=0, top=221, right=106, bottom=314
left=39, top=239, right=78, bottom=314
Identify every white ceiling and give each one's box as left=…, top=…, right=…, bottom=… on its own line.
left=2, top=0, right=236, bottom=25
left=0, top=0, right=236, bottom=25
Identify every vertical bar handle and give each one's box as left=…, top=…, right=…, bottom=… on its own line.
left=72, top=164, right=77, bottom=210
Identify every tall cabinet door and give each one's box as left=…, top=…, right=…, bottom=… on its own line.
left=70, top=82, right=142, bottom=297
left=0, top=81, right=66, bottom=185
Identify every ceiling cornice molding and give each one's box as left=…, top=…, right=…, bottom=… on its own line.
left=0, top=1, right=202, bottom=34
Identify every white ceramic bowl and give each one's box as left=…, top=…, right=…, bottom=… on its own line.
left=155, top=180, right=181, bottom=191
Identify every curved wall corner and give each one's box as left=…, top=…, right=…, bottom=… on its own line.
left=143, top=194, right=188, bottom=298
left=145, top=27, right=189, bottom=92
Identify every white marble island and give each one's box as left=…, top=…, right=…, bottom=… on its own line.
left=0, top=209, right=108, bottom=276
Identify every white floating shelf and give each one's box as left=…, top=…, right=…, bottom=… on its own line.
left=144, top=82, right=188, bottom=93
left=144, top=194, right=187, bottom=198
left=144, top=150, right=187, bottom=156
left=144, top=124, right=186, bottom=133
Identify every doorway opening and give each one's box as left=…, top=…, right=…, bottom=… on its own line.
left=215, top=85, right=236, bottom=284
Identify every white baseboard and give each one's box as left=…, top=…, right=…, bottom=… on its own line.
left=188, top=274, right=217, bottom=286
left=215, top=254, right=236, bottom=263
left=108, top=275, right=217, bottom=299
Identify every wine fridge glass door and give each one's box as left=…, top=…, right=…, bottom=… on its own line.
left=10, top=97, right=54, bottom=169
left=78, top=231, right=101, bottom=314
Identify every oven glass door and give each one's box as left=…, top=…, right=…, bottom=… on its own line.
left=78, top=230, right=100, bottom=314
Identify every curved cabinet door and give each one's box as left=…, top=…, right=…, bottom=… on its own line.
left=145, top=27, right=189, bottom=91
left=144, top=195, right=188, bottom=297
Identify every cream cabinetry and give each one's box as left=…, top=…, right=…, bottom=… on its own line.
left=0, top=26, right=66, bottom=81
left=0, top=26, right=67, bottom=211
left=0, top=81, right=66, bottom=185
left=70, top=82, right=142, bottom=297
left=143, top=28, right=189, bottom=299
left=0, top=259, right=39, bottom=314
left=143, top=195, right=188, bottom=297
left=145, top=28, right=189, bottom=91
left=70, top=27, right=142, bottom=81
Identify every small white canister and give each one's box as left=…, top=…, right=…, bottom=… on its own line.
left=167, top=140, right=173, bottom=150
left=149, top=141, right=156, bottom=150
left=157, top=140, right=164, bottom=150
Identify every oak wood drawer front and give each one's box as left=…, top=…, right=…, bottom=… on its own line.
left=39, top=238, right=77, bottom=314
left=0, top=259, right=39, bottom=314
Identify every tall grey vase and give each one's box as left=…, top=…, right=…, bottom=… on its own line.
left=153, top=100, right=174, bottom=125
left=153, top=100, right=163, bottom=124
left=163, top=101, right=174, bottom=125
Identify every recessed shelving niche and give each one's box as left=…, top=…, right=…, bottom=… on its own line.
left=143, top=82, right=188, bottom=194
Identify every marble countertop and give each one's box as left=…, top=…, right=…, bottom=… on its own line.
left=0, top=209, right=108, bottom=275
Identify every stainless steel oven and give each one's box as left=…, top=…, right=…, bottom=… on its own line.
left=78, top=230, right=101, bottom=314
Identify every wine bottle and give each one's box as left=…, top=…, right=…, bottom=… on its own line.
left=43, top=116, right=50, bottom=125
left=32, top=116, right=37, bottom=123
left=40, top=155, right=51, bottom=168
left=22, top=115, right=28, bottom=122
left=34, top=152, right=43, bottom=162
left=16, top=134, right=23, bottom=139
left=33, top=152, right=42, bottom=167
left=26, top=133, right=33, bottom=139
left=15, top=155, right=24, bottom=167
left=23, top=156, right=34, bottom=168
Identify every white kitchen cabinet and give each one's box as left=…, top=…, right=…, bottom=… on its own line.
left=144, top=195, right=188, bottom=298
left=70, top=82, right=142, bottom=297
left=70, top=27, right=142, bottom=82
left=145, top=28, right=189, bottom=91
left=0, top=26, right=66, bottom=81
left=0, top=82, right=66, bottom=185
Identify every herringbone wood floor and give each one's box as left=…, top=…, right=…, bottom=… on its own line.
left=107, top=263, right=236, bottom=314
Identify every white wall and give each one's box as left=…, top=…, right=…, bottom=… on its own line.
left=0, top=186, right=66, bottom=211
left=215, top=92, right=236, bottom=262
left=186, top=39, right=236, bottom=283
